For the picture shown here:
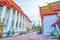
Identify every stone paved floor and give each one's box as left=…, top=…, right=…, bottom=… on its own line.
left=0, top=32, right=58, bottom=40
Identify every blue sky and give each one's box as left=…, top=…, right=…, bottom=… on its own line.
left=14, top=0, right=59, bottom=26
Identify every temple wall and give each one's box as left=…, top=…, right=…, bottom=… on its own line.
left=43, top=15, right=57, bottom=35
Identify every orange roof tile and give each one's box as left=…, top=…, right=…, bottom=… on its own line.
left=49, top=1, right=60, bottom=11
left=41, top=6, right=56, bottom=15
left=0, top=0, right=31, bottom=22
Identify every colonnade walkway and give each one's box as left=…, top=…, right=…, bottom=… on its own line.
left=0, top=32, right=57, bottom=40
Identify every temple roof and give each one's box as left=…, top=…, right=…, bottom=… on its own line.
left=49, top=1, right=60, bottom=11
left=40, top=1, right=60, bottom=16
left=40, top=6, right=56, bottom=16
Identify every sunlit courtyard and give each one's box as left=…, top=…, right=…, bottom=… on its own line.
left=0, top=0, right=60, bottom=40
left=0, top=32, right=57, bottom=40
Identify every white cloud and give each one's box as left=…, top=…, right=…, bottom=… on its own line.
left=14, top=0, right=59, bottom=25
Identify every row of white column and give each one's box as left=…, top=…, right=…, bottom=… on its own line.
left=0, top=6, right=32, bottom=33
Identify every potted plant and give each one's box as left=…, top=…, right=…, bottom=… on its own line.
left=36, top=26, right=43, bottom=34
left=19, top=31, right=24, bottom=35
left=51, top=32, right=54, bottom=36
left=11, top=29, right=14, bottom=36
left=19, top=32, right=22, bottom=35
left=57, top=34, right=60, bottom=40
left=50, top=30, right=57, bottom=39
left=12, top=30, right=14, bottom=35
left=51, top=30, right=55, bottom=36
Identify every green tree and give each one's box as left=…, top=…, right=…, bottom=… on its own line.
left=36, top=26, right=43, bottom=34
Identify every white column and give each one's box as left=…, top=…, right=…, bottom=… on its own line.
left=25, top=17, right=27, bottom=31
left=29, top=22, right=31, bottom=31
left=13, top=10, right=17, bottom=31
left=28, top=22, right=30, bottom=32
left=23, top=16, right=25, bottom=30
left=29, top=22, right=32, bottom=32
left=21, top=15, right=23, bottom=30
left=21, top=15, right=22, bottom=30
left=28, top=22, right=29, bottom=27
left=17, top=13, right=20, bottom=31
left=24, top=16, right=26, bottom=31
left=26, top=18, right=28, bottom=31
left=20, top=15, right=21, bottom=30
left=27, top=20, right=29, bottom=27
left=19, top=13, right=21, bottom=30
left=30, top=23, right=32, bottom=30
left=7, top=9, right=13, bottom=31
left=1, top=6, right=7, bottom=22
left=22, top=15, right=24, bottom=30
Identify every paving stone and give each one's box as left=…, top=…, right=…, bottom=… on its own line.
left=0, top=32, right=58, bottom=40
